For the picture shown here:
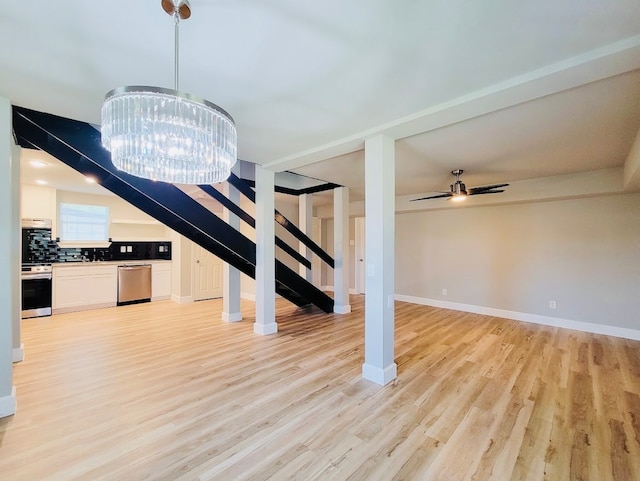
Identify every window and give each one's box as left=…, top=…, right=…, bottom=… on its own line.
left=60, top=203, right=109, bottom=241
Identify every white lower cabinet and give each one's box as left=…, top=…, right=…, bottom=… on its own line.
left=53, top=261, right=172, bottom=313
left=53, top=265, right=117, bottom=313
left=152, top=262, right=172, bottom=300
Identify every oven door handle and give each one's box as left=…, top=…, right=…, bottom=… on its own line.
left=22, top=273, right=53, bottom=280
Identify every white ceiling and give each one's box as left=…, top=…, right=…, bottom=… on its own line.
left=4, top=1, right=640, bottom=204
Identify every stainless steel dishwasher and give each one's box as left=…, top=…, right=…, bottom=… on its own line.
left=117, top=264, right=152, bottom=306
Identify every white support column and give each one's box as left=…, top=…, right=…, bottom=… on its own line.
left=0, top=96, right=17, bottom=417
left=254, top=165, right=277, bottom=335
left=333, top=187, right=351, bottom=314
left=222, top=178, right=243, bottom=322
left=298, top=193, right=313, bottom=282
left=362, top=134, right=397, bottom=386
left=10, top=141, right=21, bottom=363
left=623, top=126, right=640, bottom=191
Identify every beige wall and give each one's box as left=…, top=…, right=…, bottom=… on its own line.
left=275, top=198, right=300, bottom=272
left=320, top=217, right=356, bottom=289
left=21, top=184, right=57, bottom=222
left=169, top=230, right=193, bottom=301
left=395, top=193, right=640, bottom=329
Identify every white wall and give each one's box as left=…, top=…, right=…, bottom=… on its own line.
left=21, top=186, right=169, bottom=241
left=56, top=190, right=168, bottom=241
left=395, top=193, right=640, bottom=331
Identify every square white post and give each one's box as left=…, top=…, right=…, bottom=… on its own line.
left=254, top=165, right=277, bottom=335
left=362, top=135, right=397, bottom=385
left=222, top=178, right=242, bottom=323
left=333, top=187, right=351, bottom=314
left=298, top=193, right=313, bottom=282
left=0, top=96, right=17, bottom=417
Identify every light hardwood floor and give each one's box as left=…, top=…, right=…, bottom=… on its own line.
left=1, top=296, right=640, bottom=480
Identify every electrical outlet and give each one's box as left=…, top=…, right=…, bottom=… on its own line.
left=442, top=288, right=447, bottom=296
left=549, top=300, right=556, bottom=309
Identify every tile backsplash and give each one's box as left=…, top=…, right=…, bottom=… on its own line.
left=23, top=237, right=172, bottom=264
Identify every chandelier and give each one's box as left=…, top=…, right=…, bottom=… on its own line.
left=101, top=0, right=237, bottom=184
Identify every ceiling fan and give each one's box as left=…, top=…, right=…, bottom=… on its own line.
left=411, top=169, right=509, bottom=203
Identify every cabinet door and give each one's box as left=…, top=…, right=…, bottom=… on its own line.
left=54, top=273, right=92, bottom=310
left=53, top=265, right=117, bottom=311
left=151, top=263, right=172, bottom=300
left=92, top=274, right=117, bottom=305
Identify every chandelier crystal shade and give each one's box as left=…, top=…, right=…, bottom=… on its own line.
left=100, top=0, right=237, bottom=184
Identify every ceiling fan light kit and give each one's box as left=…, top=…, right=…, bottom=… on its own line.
left=411, top=169, right=509, bottom=203
left=101, top=0, right=237, bottom=185
left=450, top=169, right=467, bottom=201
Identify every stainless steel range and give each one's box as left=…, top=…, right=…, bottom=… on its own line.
left=21, top=264, right=52, bottom=318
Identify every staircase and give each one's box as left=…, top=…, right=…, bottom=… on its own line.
left=13, top=106, right=334, bottom=313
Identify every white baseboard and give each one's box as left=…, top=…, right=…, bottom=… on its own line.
left=170, top=294, right=193, bottom=304
left=321, top=285, right=358, bottom=295
left=334, top=304, right=352, bottom=314
left=362, top=363, right=397, bottom=386
left=222, top=312, right=243, bottom=322
left=53, top=302, right=115, bottom=315
left=395, top=294, right=640, bottom=341
left=254, top=322, right=278, bottom=335
left=240, top=293, right=284, bottom=302
left=12, top=343, right=24, bottom=363
left=0, top=386, right=16, bottom=418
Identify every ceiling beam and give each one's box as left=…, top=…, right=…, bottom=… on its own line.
left=262, top=35, right=640, bottom=174
left=313, top=168, right=625, bottom=218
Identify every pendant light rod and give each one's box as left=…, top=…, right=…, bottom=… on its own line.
left=174, top=12, right=180, bottom=91
left=162, top=0, right=191, bottom=91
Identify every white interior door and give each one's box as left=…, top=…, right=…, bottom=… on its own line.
left=355, top=216, right=365, bottom=294
left=193, top=245, right=223, bottom=301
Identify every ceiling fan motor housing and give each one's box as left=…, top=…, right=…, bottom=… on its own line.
left=451, top=181, right=467, bottom=196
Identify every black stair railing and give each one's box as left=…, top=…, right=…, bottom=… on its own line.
left=197, top=184, right=312, bottom=270
left=12, top=106, right=334, bottom=313
left=227, top=173, right=334, bottom=268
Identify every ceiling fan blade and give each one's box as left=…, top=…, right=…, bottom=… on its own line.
left=469, top=189, right=505, bottom=196
left=410, top=193, right=452, bottom=201
left=468, top=183, right=509, bottom=194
